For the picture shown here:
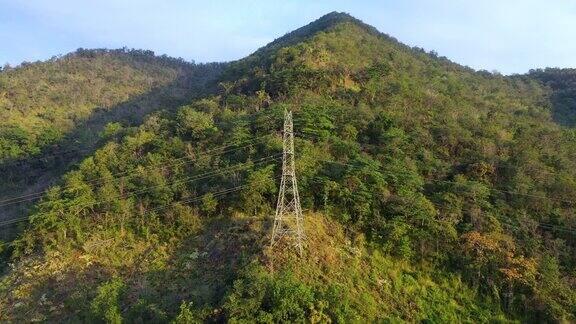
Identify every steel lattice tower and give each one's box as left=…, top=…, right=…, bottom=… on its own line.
left=270, top=110, right=304, bottom=255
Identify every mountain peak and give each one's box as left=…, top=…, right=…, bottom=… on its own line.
left=255, top=12, right=378, bottom=55
left=312, top=11, right=356, bottom=24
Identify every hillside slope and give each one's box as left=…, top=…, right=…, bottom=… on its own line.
left=1, top=12, right=575, bottom=322
left=0, top=48, right=218, bottom=163
left=0, top=49, right=225, bottom=231
left=524, top=68, right=576, bottom=126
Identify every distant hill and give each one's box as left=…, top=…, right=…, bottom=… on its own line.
left=0, top=48, right=225, bottom=226
left=0, top=48, right=218, bottom=163
left=525, top=68, right=576, bottom=126
left=0, top=12, right=574, bottom=322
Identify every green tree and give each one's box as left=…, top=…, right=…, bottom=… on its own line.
left=176, top=107, right=217, bottom=140
left=90, top=278, right=125, bottom=324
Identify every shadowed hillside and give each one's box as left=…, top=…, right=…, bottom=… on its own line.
left=0, top=49, right=225, bottom=239
left=524, top=68, right=576, bottom=126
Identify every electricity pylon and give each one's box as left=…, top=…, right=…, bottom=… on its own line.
left=270, top=109, right=304, bottom=256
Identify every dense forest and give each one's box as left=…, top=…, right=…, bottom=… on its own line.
left=0, top=48, right=225, bottom=234
left=0, top=48, right=198, bottom=163
left=0, top=12, right=575, bottom=322
left=523, top=68, right=576, bottom=126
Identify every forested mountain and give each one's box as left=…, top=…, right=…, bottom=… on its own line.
left=1, top=12, right=575, bottom=322
left=0, top=49, right=225, bottom=231
left=524, top=68, right=576, bottom=126
left=0, top=48, right=223, bottom=163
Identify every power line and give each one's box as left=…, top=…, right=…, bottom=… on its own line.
left=295, top=130, right=571, bottom=178
left=434, top=180, right=575, bottom=205
left=0, top=216, right=29, bottom=227
left=0, top=136, right=266, bottom=205
left=0, top=136, right=269, bottom=207
left=498, top=218, right=576, bottom=235
left=20, top=155, right=281, bottom=220
left=0, top=154, right=281, bottom=227
left=0, top=108, right=277, bottom=169
left=306, top=159, right=576, bottom=235
left=9, top=172, right=572, bottom=236
left=303, top=175, right=576, bottom=236
left=146, top=175, right=280, bottom=215
left=0, top=146, right=96, bottom=168
left=304, top=173, right=576, bottom=237
left=2, top=175, right=281, bottom=246
left=312, top=158, right=576, bottom=205
left=84, top=154, right=280, bottom=208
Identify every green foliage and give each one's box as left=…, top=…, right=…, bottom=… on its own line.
left=176, top=107, right=217, bottom=140
left=127, top=299, right=169, bottom=323
left=101, top=122, right=124, bottom=139
left=0, top=49, right=195, bottom=163
left=90, top=278, right=125, bottom=324
left=200, top=193, right=218, bottom=215
left=172, top=302, right=200, bottom=324
left=240, top=165, right=277, bottom=216
left=224, top=264, right=314, bottom=323
left=525, top=68, right=576, bottom=126
left=0, top=124, right=34, bottom=160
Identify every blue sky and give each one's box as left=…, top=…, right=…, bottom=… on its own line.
left=1, top=0, right=575, bottom=74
